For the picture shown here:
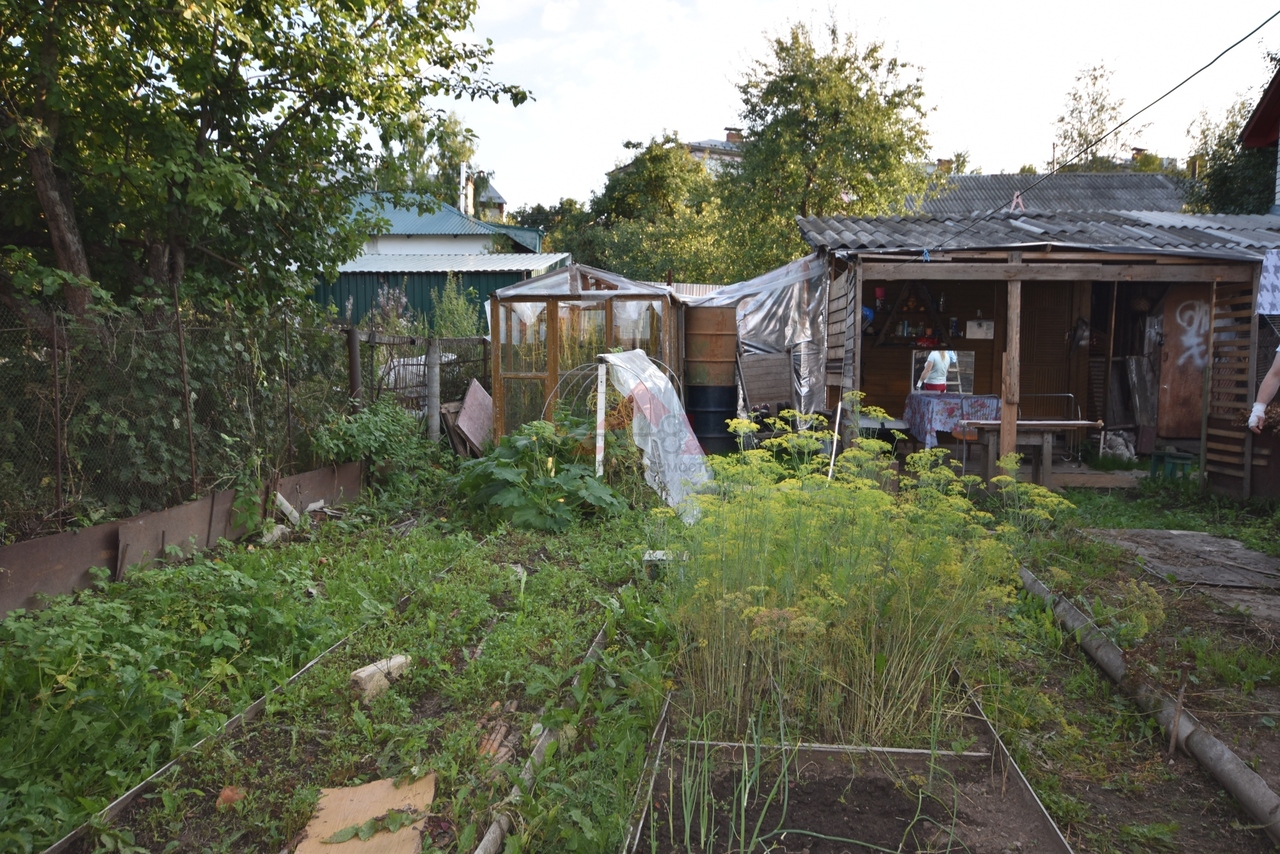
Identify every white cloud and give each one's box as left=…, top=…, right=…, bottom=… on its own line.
left=456, top=0, right=1280, bottom=209
left=541, top=0, right=579, bottom=32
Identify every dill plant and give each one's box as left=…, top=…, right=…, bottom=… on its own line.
left=668, top=449, right=1017, bottom=746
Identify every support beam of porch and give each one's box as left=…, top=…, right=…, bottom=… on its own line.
left=861, top=262, right=1252, bottom=283
left=1001, top=252, right=1022, bottom=460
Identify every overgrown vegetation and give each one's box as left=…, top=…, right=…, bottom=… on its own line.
left=662, top=425, right=1072, bottom=750
left=10, top=383, right=1280, bottom=853
left=455, top=414, right=638, bottom=532
left=0, top=303, right=349, bottom=543
left=0, top=526, right=470, bottom=850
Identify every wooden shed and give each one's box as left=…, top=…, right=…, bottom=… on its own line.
left=797, top=211, right=1280, bottom=495
left=489, top=264, right=679, bottom=437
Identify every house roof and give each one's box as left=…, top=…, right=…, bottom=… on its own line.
left=339, top=253, right=569, bottom=275
left=796, top=210, right=1280, bottom=262
left=687, top=138, right=742, bottom=158
left=1241, top=67, right=1280, bottom=148
left=356, top=193, right=500, bottom=237
left=494, top=263, right=671, bottom=299
left=478, top=184, right=507, bottom=206
left=913, top=173, right=1186, bottom=216
left=490, top=222, right=543, bottom=253
left=354, top=192, right=541, bottom=251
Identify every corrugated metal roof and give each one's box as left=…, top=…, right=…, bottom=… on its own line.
left=339, top=253, right=570, bottom=274
left=640, top=281, right=727, bottom=297
left=913, top=173, right=1185, bottom=216
left=491, top=222, right=543, bottom=253
left=355, top=193, right=501, bottom=237
left=797, top=210, right=1280, bottom=261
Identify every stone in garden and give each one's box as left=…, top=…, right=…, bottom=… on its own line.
left=215, top=785, right=245, bottom=810
left=350, top=655, right=412, bottom=702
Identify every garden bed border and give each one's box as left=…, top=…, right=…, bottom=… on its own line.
left=38, top=524, right=481, bottom=854
left=0, top=461, right=364, bottom=616
left=620, top=686, right=1074, bottom=854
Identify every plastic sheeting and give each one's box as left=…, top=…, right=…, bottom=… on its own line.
left=600, top=350, right=710, bottom=520
left=688, top=253, right=828, bottom=413
left=493, top=263, right=671, bottom=299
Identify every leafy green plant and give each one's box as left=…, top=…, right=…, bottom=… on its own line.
left=313, top=396, right=446, bottom=508
left=668, top=456, right=1018, bottom=745
left=455, top=418, right=625, bottom=531
left=430, top=272, right=481, bottom=338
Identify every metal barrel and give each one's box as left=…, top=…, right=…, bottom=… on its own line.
left=683, top=306, right=738, bottom=454
left=685, top=384, right=738, bottom=454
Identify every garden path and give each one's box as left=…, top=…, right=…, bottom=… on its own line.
left=1089, top=528, right=1280, bottom=623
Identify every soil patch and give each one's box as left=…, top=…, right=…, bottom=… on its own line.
left=642, top=745, right=1066, bottom=854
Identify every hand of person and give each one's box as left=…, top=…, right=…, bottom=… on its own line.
left=1249, top=401, right=1267, bottom=434
left=915, top=380, right=922, bottom=390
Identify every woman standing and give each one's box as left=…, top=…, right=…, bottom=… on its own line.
left=916, top=349, right=956, bottom=392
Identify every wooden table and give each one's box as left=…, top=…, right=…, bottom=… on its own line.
left=961, top=420, right=1103, bottom=490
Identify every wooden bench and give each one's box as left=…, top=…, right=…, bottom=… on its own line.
left=961, top=420, right=1103, bottom=491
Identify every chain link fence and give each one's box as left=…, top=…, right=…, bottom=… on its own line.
left=0, top=315, right=350, bottom=544
left=0, top=314, right=492, bottom=545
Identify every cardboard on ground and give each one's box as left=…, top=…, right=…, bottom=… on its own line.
left=294, top=774, right=436, bottom=853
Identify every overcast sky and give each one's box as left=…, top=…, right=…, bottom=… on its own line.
left=446, top=1, right=1280, bottom=211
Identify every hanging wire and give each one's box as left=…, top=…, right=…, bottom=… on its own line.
left=860, top=7, right=1280, bottom=264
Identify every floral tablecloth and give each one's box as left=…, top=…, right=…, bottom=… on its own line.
left=903, top=393, right=1001, bottom=448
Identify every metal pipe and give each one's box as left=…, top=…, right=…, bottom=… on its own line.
left=426, top=338, right=441, bottom=443
left=826, top=396, right=843, bottom=480
left=346, top=327, right=362, bottom=410
left=595, top=360, right=608, bottom=478
left=1021, top=567, right=1280, bottom=843
left=171, top=280, right=199, bottom=497
left=51, top=316, right=64, bottom=528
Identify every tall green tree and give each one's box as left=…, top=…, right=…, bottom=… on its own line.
left=721, top=21, right=932, bottom=277
left=0, top=0, right=526, bottom=321
left=1052, top=63, right=1142, bottom=170
left=1182, top=100, right=1276, bottom=214
left=375, top=110, right=493, bottom=205
left=514, top=134, right=722, bottom=281
left=594, top=134, right=715, bottom=225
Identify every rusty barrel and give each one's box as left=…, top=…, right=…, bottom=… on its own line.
left=684, top=307, right=737, bottom=386
left=684, top=306, right=738, bottom=454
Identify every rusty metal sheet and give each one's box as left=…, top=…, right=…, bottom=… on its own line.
left=457, top=379, right=493, bottom=452
left=117, top=495, right=215, bottom=577
left=1, top=463, right=366, bottom=617
left=1158, top=283, right=1212, bottom=438
left=207, top=488, right=240, bottom=543
left=0, top=522, right=120, bottom=614
left=278, top=461, right=364, bottom=513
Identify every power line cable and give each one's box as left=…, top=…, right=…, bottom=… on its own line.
left=887, top=7, right=1280, bottom=260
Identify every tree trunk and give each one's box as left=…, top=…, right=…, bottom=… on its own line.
left=26, top=145, right=92, bottom=315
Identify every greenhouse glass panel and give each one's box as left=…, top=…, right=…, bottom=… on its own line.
left=558, top=301, right=608, bottom=376
left=499, top=302, right=548, bottom=374
left=503, top=378, right=547, bottom=434
left=613, top=299, right=663, bottom=357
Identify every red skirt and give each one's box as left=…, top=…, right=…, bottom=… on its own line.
left=921, top=382, right=947, bottom=392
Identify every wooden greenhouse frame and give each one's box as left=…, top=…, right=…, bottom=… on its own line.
left=489, top=265, right=679, bottom=438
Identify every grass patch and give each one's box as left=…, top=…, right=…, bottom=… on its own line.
left=70, top=518, right=670, bottom=853
left=1064, top=478, right=1280, bottom=558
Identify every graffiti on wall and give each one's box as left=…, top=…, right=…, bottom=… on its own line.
left=1175, top=300, right=1210, bottom=369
